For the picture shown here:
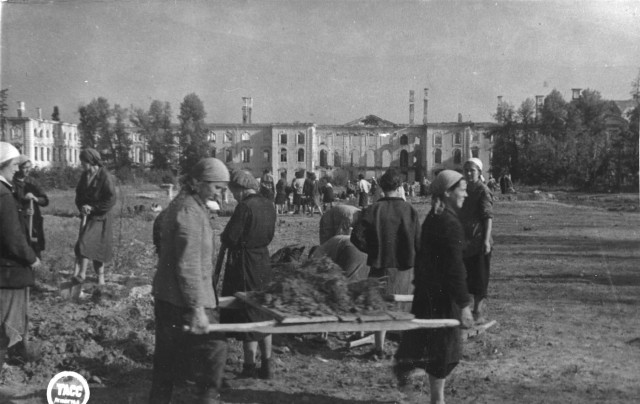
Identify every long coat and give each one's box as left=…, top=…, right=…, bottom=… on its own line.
left=0, top=180, right=37, bottom=288
left=395, top=206, right=471, bottom=378
left=13, top=178, right=49, bottom=255
left=74, top=167, right=116, bottom=262
left=152, top=192, right=219, bottom=309
left=220, top=193, right=276, bottom=296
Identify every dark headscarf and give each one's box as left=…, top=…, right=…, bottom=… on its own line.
left=79, top=148, right=103, bottom=167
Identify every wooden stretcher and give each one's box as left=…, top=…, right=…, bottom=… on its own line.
left=200, top=293, right=460, bottom=334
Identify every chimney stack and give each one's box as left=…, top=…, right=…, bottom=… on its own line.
left=17, top=101, right=25, bottom=117
left=409, top=90, right=415, bottom=124
left=37, top=108, right=42, bottom=120
left=497, top=95, right=503, bottom=106
left=571, top=88, right=582, bottom=100
left=422, top=88, right=428, bottom=125
left=535, top=95, right=544, bottom=121
left=458, top=113, right=463, bottom=123
left=242, top=97, right=253, bottom=124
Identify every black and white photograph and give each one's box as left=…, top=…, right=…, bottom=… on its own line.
left=0, top=1, right=638, bottom=403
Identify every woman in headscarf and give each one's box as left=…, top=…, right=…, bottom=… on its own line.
left=0, top=142, right=41, bottom=369
left=220, top=170, right=277, bottom=379
left=72, top=148, right=116, bottom=286
left=312, top=207, right=368, bottom=281
left=394, top=170, right=474, bottom=404
left=150, top=157, right=230, bottom=404
left=12, top=157, right=49, bottom=258
left=460, top=158, right=493, bottom=324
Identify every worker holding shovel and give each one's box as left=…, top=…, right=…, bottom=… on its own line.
left=72, top=148, right=116, bottom=286
left=12, top=157, right=49, bottom=258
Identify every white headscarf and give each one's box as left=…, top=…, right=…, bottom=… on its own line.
left=0, top=142, right=20, bottom=165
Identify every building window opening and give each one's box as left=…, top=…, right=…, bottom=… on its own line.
left=263, top=149, right=271, bottom=163
left=320, top=149, right=328, bottom=167
left=400, top=135, right=408, bottom=145
left=453, top=149, right=462, bottom=164
left=400, top=150, right=409, bottom=168
left=226, top=149, right=233, bottom=163
left=242, top=148, right=251, bottom=163
left=298, top=148, right=305, bottom=162
left=435, top=148, right=442, bottom=164
left=280, top=148, right=287, bottom=162
left=434, top=133, right=442, bottom=146
left=471, top=147, right=479, bottom=158
left=298, top=132, right=305, bottom=144
left=280, top=133, right=287, bottom=144
left=454, top=133, right=461, bottom=145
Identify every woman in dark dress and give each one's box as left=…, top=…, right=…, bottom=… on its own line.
left=220, top=170, right=277, bottom=379
left=460, top=158, right=493, bottom=323
left=274, top=171, right=288, bottom=214
left=12, top=158, right=49, bottom=258
left=394, top=170, right=474, bottom=404
left=73, top=148, right=116, bottom=285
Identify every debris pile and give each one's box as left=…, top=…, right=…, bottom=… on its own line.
left=253, top=257, right=392, bottom=317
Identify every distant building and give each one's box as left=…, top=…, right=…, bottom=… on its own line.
left=207, top=92, right=496, bottom=183
left=2, top=102, right=81, bottom=168
left=1, top=101, right=150, bottom=168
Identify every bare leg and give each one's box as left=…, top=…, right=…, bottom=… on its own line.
left=258, top=335, right=273, bottom=379
left=73, top=257, right=90, bottom=281
left=374, top=331, right=386, bottom=354
left=93, top=261, right=105, bottom=285
left=259, top=334, right=272, bottom=360
left=243, top=341, right=258, bottom=365
left=428, top=375, right=446, bottom=404
left=473, top=295, right=486, bottom=323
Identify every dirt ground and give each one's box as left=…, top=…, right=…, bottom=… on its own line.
left=0, top=189, right=639, bottom=404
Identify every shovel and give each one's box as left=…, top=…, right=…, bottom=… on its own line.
left=59, top=215, right=86, bottom=300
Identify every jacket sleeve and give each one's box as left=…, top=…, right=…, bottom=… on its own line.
left=174, top=205, right=209, bottom=307
left=350, top=207, right=370, bottom=253
left=92, top=171, right=116, bottom=215
left=221, top=202, right=250, bottom=249
left=30, top=182, right=49, bottom=207
left=0, top=194, right=37, bottom=266
left=444, top=216, right=471, bottom=308
left=75, top=174, right=85, bottom=212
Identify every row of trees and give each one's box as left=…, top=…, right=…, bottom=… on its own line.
left=78, top=93, right=212, bottom=174
left=489, top=82, right=639, bottom=191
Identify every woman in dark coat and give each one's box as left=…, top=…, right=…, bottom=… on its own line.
left=220, top=170, right=276, bottom=379
left=394, top=170, right=473, bottom=404
left=12, top=158, right=49, bottom=257
left=351, top=167, right=421, bottom=357
left=73, top=148, right=116, bottom=285
left=274, top=171, right=288, bottom=214
left=0, top=143, right=41, bottom=369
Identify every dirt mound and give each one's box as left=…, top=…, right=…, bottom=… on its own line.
left=254, top=257, right=390, bottom=317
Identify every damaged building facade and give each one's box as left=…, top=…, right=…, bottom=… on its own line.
left=212, top=90, right=496, bottom=183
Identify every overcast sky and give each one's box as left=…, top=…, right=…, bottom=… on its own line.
left=1, top=0, right=639, bottom=126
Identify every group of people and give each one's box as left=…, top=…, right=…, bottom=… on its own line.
left=312, top=158, right=493, bottom=404
left=151, top=158, right=278, bottom=403
left=270, top=170, right=336, bottom=215
left=1, top=143, right=116, bottom=370
left=1, top=139, right=493, bottom=403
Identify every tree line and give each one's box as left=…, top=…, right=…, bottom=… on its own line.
left=78, top=93, right=211, bottom=175
left=489, top=79, right=639, bottom=191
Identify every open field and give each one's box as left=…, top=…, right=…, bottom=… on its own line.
left=0, top=186, right=639, bottom=403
